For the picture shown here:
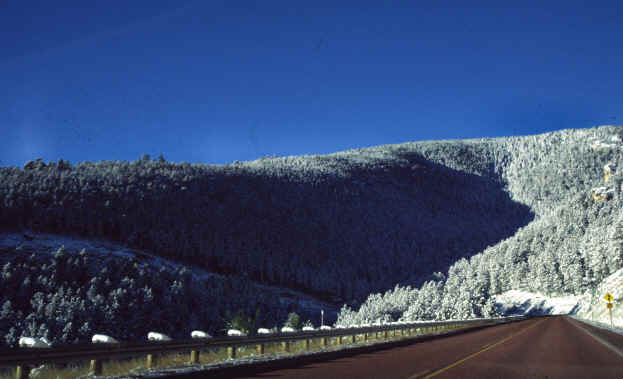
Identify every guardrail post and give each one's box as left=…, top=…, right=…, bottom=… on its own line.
left=383, top=330, right=388, bottom=339
left=90, top=359, right=103, bottom=375
left=15, top=366, right=30, bottom=379
left=350, top=335, right=356, bottom=344
left=321, top=337, right=328, bottom=347
left=256, top=343, right=265, bottom=355
left=282, top=341, right=290, bottom=352
left=363, top=332, right=368, bottom=342
left=190, top=350, right=200, bottom=364
left=228, top=346, right=236, bottom=359
left=146, top=353, right=158, bottom=368
left=338, top=336, right=343, bottom=345
left=305, top=339, right=311, bottom=351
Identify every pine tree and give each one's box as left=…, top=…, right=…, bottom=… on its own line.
left=283, top=312, right=301, bottom=330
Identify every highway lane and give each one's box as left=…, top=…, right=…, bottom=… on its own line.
left=193, top=316, right=623, bottom=379
left=427, top=316, right=623, bottom=378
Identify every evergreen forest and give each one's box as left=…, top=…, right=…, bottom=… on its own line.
left=2, top=125, right=622, bottom=346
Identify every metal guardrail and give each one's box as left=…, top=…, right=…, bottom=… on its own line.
left=1, top=315, right=527, bottom=378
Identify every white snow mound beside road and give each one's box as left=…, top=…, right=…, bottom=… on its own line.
left=494, top=290, right=580, bottom=315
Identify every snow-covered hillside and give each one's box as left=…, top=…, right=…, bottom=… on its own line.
left=333, top=126, right=623, bottom=326
left=0, top=232, right=337, bottom=346
left=491, top=267, right=623, bottom=330
left=4, top=125, right=623, bottom=344
left=494, top=290, right=580, bottom=316
left=0, top=232, right=335, bottom=316
left=574, top=268, right=623, bottom=327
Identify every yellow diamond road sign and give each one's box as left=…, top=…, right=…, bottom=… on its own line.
left=605, top=293, right=614, bottom=302
left=607, top=303, right=614, bottom=309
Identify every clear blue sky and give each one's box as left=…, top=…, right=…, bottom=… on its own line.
left=1, top=0, right=622, bottom=167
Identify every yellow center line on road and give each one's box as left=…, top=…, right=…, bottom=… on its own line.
left=408, top=369, right=431, bottom=378
left=407, top=319, right=546, bottom=379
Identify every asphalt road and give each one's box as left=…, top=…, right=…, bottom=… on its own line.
left=195, top=316, right=623, bottom=379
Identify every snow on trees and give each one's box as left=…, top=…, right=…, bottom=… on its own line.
left=282, top=312, right=301, bottom=331
left=6, top=126, right=623, bottom=344
left=335, top=285, right=418, bottom=326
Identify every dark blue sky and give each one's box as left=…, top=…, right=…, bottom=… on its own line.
left=1, top=0, right=622, bottom=167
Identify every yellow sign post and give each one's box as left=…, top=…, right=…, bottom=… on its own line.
left=605, top=293, right=614, bottom=328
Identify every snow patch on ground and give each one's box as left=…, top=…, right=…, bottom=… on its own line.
left=0, top=231, right=225, bottom=283
left=494, top=290, right=581, bottom=316
left=493, top=270, right=623, bottom=329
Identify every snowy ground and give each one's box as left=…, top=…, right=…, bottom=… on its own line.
left=0, top=231, right=338, bottom=316
left=494, top=290, right=581, bottom=316
left=574, top=268, right=623, bottom=328
left=493, top=269, right=623, bottom=330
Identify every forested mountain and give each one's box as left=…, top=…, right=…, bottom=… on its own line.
left=337, top=126, right=623, bottom=325
left=0, top=138, right=535, bottom=302
left=2, top=125, right=622, bottom=345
